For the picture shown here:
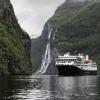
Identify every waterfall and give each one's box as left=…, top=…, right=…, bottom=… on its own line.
left=35, top=24, right=52, bottom=75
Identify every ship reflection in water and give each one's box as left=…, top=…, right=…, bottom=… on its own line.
left=0, top=75, right=100, bottom=100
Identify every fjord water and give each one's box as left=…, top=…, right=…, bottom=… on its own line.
left=0, top=75, right=100, bottom=100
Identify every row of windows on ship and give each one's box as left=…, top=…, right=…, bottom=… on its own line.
left=57, top=61, right=74, bottom=63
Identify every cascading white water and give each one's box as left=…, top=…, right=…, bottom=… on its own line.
left=35, top=24, right=52, bottom=75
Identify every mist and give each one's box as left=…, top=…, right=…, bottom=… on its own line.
left=10, top=0, right=65, bottom=38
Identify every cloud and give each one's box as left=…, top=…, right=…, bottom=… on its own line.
left=10, top=0, right=65, bottom=38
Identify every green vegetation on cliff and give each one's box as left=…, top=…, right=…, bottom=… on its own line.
left=50, top=0, right=100, bottom=73
left=0, top=0, right=31, bottom=75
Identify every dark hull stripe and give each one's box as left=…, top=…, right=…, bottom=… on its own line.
left=56, top=65, right=97, bottom=76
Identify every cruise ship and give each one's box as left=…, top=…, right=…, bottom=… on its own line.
left=55, top=53, right=97, bottom=76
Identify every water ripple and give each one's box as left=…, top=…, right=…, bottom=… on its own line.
left=0, top=75, right=99, bottom=100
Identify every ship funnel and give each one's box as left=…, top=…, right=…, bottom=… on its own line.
left=85, top=55, right=89, bottom=60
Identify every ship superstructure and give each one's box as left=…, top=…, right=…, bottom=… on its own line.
left=55, top=53, right=97, bottom=75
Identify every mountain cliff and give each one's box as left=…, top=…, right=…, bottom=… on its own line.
left=31, top=22, right=50, bottom=73
left=31, top=0, right=100, bottom=74
left=0, top=0, right=32, bottom=75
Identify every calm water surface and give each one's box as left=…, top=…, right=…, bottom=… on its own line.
left=0, top=75, right=100, bottom=100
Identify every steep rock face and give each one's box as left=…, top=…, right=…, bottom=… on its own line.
left=32, top=0, right=100, bottom=74
left=0, top=0, right=32, bottom=75
left=31, top=22, right=49, bottom=73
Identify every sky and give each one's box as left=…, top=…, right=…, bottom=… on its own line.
left=10, top=0, right=65, bottom=38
